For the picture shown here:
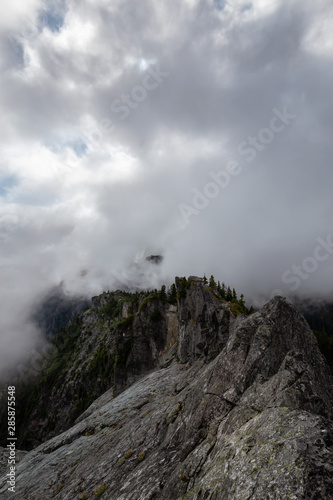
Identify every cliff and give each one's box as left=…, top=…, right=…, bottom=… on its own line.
left=0, top=279, right=333, bottom=499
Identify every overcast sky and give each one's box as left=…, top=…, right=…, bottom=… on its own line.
left=1, top=0, right=333, bottom=374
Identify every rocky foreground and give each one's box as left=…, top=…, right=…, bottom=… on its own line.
left=0, top=280, right=333, bottom=499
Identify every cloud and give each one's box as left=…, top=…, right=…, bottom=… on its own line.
left=1, top=0, right=333, bottom=375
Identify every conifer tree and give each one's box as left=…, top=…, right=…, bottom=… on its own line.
left=226, top=286, right=232, bottom=301
left=209, top=275, right=216, bottom=289
left=168, top=283, right=177, bottom=304
left=160, top=285, right=167, bottom=301
left=179, top=277, right=188, bottom=299
left=220, top=282, right=226, bottom=299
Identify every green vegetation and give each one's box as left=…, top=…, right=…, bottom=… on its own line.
left=178, top=277, right=190, bottom=299
left=209, top=275, right=217, bottom=288
left=228, top=301, right=248, bottom=316
left=159, top=285, right=167, bottom=301
left=138, top=296, right=151, bottom=315
left=203, top=275, right=253, bottom=316
left=93, top=483, right=108, bottom=498
left=99, top=296, right=120, bottom=318
left=87, top=344, right=110, bottom=377
left=116, top=336, right=134, bottom=368
left=57, top=482, right=65, bottom=493
left=168, top=283, right=177, bottom=304
left=314, top=329, right=333, bottom=374
left=0, top=277, right=254, bottom=450
left=125, top=449, right=133, bottom=459
left=113, top=314, right=134, bottom=330
left=138, top=451, right=146, bottom=461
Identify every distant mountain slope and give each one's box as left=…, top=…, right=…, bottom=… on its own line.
left=31, top=284, right=90, bottom=339
left=297, top=299, right=333, bottom=336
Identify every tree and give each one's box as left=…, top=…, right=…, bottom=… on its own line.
left=159, top=285, right=167, bottom=301
left=232, top=288, right=237, bottom=301
left=220, top=282, right=226, bottom=299
left=168, top=284, right=177, bottom=304
left=178, top=277, right=188, bottom=299
left=209, top=275, right=217, bottom=289
left=226, top=286, right=233, bottom=301
left=203, top=275, right=208, bottom=284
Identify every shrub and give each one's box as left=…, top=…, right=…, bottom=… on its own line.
left=138, top=297, right=151, bottom=315
left=93, top=483, right=108, bottom=498
left=114, top=315, right=134, bottom=331
left=178, top=277, right=188, bottom=299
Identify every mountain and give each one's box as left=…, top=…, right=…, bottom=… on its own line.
left=31, top=283, right=91, bottom=340
left=294, top=297, right=333, bottom=337
left=1, top=277, right=333, bottom=499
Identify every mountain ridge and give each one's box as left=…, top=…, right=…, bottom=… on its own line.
left=1, top=278, right=333, bottom=499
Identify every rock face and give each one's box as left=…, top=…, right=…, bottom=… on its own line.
left=1, top=292, right=333, bottom=499
left=0, top=281, right=233, bottom=450
left=176, top=277, right=231, bottom=363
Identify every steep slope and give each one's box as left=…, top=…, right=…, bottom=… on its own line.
left=1, top=295, right=333, bottom=499
left=0, top=277, right=235, bottom=450
left=297, top=297, right=333, bottom=337
left=32, top=284, right=91, bottom=340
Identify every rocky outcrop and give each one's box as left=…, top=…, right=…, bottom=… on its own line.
left=176, top=277, right=232, bottom=363
left=0, top=280, right=232, bottom=450
left=0, top=448, right=27, bottom=477
left=1, top=295, right=333, bottom=499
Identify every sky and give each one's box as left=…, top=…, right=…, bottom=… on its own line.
left=0, top=0, right=333, bottom=374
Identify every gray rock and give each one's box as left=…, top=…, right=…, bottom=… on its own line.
left=1, top=295, right=333, bottom=499
left=176, top=279, right=231, bottom=363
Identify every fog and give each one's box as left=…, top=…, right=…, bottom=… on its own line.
left=1, top=0, right=333, bottom=375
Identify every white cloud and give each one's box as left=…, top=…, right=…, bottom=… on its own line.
left=1, top=0, right=333, bottom=375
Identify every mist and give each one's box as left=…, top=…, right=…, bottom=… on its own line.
left=1, top=0, right=333, bottom=375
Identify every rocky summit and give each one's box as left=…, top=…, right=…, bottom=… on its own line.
left=1, top=278, right=333, bottom=499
